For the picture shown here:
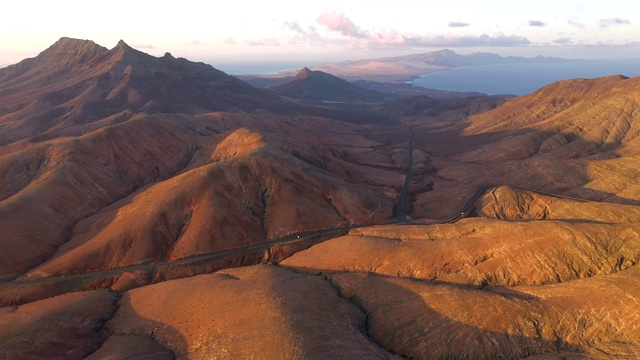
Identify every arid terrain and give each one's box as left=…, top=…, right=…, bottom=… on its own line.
left=1, top=38, right=639, bottom=359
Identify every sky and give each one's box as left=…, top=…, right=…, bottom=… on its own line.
left=1, top=0, right=639, bottom=72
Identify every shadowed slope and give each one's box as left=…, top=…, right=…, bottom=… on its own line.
left=283, top=187, right=640, bottom=287
left=329, top=267, right=640, bottom=359
left=0, top=114, right=197, bottom=279
left=0, top=37, right=282, bottom=145
left=0, top=111, right=401, bottom=279
left=107, top=265, right=398, bottom=359
left=406, top=75, right=640, bottom=220
left=268, top=68, right=395, bottom=103
left=0, top=290, right=117, bottom=359
left=280, top=188, right=640, bottom=358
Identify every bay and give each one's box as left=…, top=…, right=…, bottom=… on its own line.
left=411, top=60, right=640, bottom=96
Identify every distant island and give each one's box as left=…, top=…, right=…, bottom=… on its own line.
left=260, top=49, right=569, bottom=82
left=239, top=49, right=568, bottom=98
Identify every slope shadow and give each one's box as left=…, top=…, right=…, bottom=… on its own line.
left=103, top=293, right=188, bottom=358
left=407, top=118, right=639, bottom=221
left=327, top=271, right=589, bottom=359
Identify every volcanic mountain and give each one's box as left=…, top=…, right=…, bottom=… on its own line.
left=265, top=49, right=567, bottom=82
left=0, top=37, right=286, bottom=145
left=267, top=67, right=395, bottom=103
left=0, top=37, right=387, bottom=147
left=1, top=38, right=640, bottom=359
left=0, top=38, right=416, bottom=280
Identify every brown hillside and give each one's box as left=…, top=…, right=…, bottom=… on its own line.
left=106, top=265, right=398, bottom=359
left=406, top=76, right=640, bottom=220
left=2, top=39, right=640, bottom=359
left=1, top=112, right=403, bottom=279
left=268, top=67, right=395, bottom=103
left=0, top=38, right=279, bottom=146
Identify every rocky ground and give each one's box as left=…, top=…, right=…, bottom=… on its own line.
left=2, top=39, right=640, bottom=359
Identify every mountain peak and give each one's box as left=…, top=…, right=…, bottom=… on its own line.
left=112, top=39, right=136, bottom=54
left=28, top=37, right=108, bottom=69
left=293, top=67, right=313, bottom=80
left=115, top=39, right=130, bottom=48
left=40, top=37, right=106, bottom=60
left=268, top=67, right=392, bottom=103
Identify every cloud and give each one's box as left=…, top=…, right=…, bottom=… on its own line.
left=284, top=11, right=530, bottom=50
left=553, top=37, right=572, bottom=44
left=404, top=33, right=531, bottom=47
left=245, top=38, right=281, bottom=47
left=283, top=21, right=323, bottom=45
left=568, top=19, right=586, bottom=28
left=528, top=20, right=546, bottom=27
left=599, top=18, right=631, bottom=28
left=284, top=21, right=306, bottom=34
left=369, top=29, right=407, bottom=46
left=448, top=21, right=470, bottom=28
left=189, top=40, right=205, bottom=46
left=317, top=10, right=365, bottom=38
left=223, top=38, right=237, bottom=45
left=132, top=44, right=154, bottom=49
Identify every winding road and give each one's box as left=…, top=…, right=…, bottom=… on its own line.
left=0, top=125, right=575, bottom=291
left=392, top=127, right=414, bottom=223
left=0, top=124, right=473, bottom=289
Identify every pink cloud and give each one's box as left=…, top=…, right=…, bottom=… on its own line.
left=284, top=11, right=531, bottom=50
left=317, top=10, right=365, bottom=38
left=223, top=38, right=237, bottom=45
left=246, top=38, right=281, bottom=47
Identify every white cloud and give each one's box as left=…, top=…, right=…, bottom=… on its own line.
left=223, top=38, right=237, bottom=45
left=403, top=33, right=531, bottom=47
left=568, top=19, right=586, bottom=28
left=317, top=10, right=366, bottom=38
left=599, top=18, right=631, bottom=28
left=132, top=43, right=154, bottom=49
left=282, top=11, right=531, bottom=50
left=448, top=22, right=470, bottom=28
left=553, top=37, right=572, bottom=44
left=246, top=38, right=281, bottom=47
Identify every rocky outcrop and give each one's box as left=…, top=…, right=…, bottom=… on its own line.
left=107, top=265, right=398, bottom=359
left=475, top=186, right=551, bottom=220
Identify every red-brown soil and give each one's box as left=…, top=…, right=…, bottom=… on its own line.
left=0, top=290, right=117, bottom=359
left=280, top=186, right=640, bottom=357
left=407, top=75, right=640, bottom=220
left=2, top=39, right=640, bottom=359
left=106, top=265, right=397, bottom=359
left=268, top=67, right=395, bottom=103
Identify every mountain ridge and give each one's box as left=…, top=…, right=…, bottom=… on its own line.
left=270, top=49, right=570, bottom=82
left=2, top=37, right=640, bottom=359
left=267, top=67, right=395, bottom=103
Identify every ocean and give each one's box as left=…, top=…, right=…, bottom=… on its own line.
left=410, top=60, right=640, bottom=96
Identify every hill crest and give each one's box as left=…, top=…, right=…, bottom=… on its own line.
left=268, top=67, right=394, bottom=103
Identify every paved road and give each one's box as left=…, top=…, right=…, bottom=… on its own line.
left=0, top=126, right=420, bottom=287
left=1, top=119, right=591, bottom=289
left=1, top=226, right=356, bottom=286
left=392, top=127, right=414, bottom=223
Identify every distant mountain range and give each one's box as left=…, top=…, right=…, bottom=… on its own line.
left=269, top=49, right=569, bottom=82
left=267, top=67, right=396, bottom=103
left=0, top=38, right=393, bottom=146
left=3, top=37, right=640, bottom=359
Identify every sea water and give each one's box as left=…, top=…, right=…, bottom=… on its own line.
left=411, top=60, right=640, bottom=96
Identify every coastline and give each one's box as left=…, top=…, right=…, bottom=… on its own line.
left=409, top=59, right=640, bottom=96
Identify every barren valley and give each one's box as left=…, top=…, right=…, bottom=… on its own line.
left=1, top=38, right=639, bottom=359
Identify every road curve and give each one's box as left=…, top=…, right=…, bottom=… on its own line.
left=1, top=119, right=592, bottom=291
